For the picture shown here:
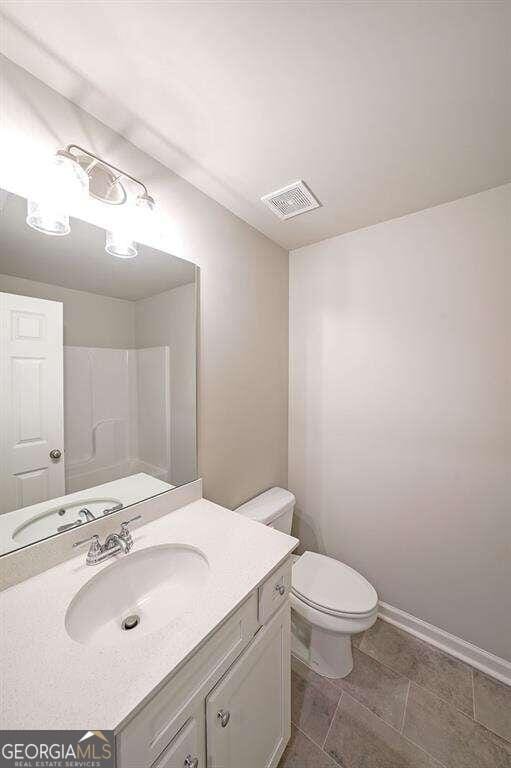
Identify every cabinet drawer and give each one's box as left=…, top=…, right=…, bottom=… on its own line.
left=151, top=715, right=202, bottom=768
left=117, top=593, right=258, bottom=768
left=258, top=559, right=292, bottom=625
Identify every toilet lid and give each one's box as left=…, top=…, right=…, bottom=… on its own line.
left=292, top=552, right=378, bottom=616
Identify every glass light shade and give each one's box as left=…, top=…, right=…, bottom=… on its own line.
left=26, top=199, right=70, bottom=236
left=104, top=194, right=151, bottom=258
left=105, top=230, right=138, bottom=258
left=26, top=151, right=89, bottom=236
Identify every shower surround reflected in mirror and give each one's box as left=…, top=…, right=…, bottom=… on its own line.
left=0, top=188, right=198, bottom=556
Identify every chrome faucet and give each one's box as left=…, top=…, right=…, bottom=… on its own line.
left=104, top=531, right=130, bottom=554
left=56, top=507, right=96, bottom=532
left=73, top=516, right=141, bottom=565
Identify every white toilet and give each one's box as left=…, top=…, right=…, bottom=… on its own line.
left=236, top=487, right=378, bottom=678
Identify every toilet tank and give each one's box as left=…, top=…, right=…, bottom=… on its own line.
left=235, top=487, right=295, bottom=534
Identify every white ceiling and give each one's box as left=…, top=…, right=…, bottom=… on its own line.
left=0, top=189, right=196, bottom=301
left=1, top=1, right=510, bottom=250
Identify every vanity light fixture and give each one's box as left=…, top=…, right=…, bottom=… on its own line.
left=26, top=145, right=156, bottom=258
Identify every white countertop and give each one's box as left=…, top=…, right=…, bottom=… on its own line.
left=0, top=498, right=298, bottom=731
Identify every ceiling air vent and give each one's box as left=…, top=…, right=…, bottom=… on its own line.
left=261, top=180, right=321, bottom=220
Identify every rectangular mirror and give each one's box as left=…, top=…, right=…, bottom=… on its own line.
left=0, top=188, right=198, bottom=556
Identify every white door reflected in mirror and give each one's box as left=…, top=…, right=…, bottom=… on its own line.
left=0, top=291, right=65, bottom=513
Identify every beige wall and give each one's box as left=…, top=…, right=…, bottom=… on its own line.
left=0, top=56, right=289, bottom=508
left=0, top=273, right=135, bottom=348
left=290, top=184, right=511, bottom=660
left=135, top=283, right=197, bottom=485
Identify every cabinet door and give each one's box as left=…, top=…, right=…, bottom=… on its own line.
left=206, top=604, right=290, bottom=768
left=151, top=708, right=204, bottom=768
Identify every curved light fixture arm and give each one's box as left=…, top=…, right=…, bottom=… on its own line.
left=63, top=144, right=153, bottom=201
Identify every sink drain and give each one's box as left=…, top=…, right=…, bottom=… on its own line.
left=121, top=614, right=140, bottom=631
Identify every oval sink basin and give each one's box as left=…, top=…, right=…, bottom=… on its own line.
left=65, top=544, right=210, bottom=646
left=12, top=498, right=122, bottom=544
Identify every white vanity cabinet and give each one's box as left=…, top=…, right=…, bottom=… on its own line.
left=116, top=558, right=292, bottom=768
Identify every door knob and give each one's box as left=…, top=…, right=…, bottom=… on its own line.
left=217, top=709, right=230, bottom=727
left=275, top=583, right=285, bottom=596
left=49, top=449, right=62, bottom=460
left=184, top=756, right=198, bottom=768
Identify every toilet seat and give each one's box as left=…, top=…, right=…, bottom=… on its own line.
left=292, top=551, right=378, bottom=618
left=290, top=591, right=378, bottom=637
left=292, top=589, right=377, bottom=619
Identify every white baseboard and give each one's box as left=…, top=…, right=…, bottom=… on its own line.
left=378, top=601, right=511, bottom=687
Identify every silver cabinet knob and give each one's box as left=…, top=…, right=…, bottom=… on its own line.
left=184, top=756, right=198, bottom=768
left=217, top=709, right=230, bottom=727
left=275, top=583, right=285, bottom=596
left=49, top=449, right=62, bottom=460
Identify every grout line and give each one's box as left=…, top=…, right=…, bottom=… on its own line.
left=342, top=691, right=409, bottom=739
left=322, top=691, right=343, bottom=750
left=341, top=692, right=449, bottom=768
left=402, top=683, right=510, bottom=764
left=478, top=722, right=511, bottom=749
left=400, top=679, right=411, bottom=733
left=291, top=722, right=337, bottom=765
left=292, top=674, right=446, bottom=768
left=412, top=682, right=511, bottom=755
left=475, top=719, right=511, bottom=748
left=356, top=639, right=476, bottom=719
left=410, top=679, right=478, bottom=719
left=353, top=643, right=412, bottom=681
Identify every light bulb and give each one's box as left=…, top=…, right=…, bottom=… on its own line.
left=26, top=150, right=89, bottom=236
left=104, top=192, right=154, bottom=259
left=26, top=200, right=70, bottom=236
left=105, top=198, right=138, bottom=258
left=105, top=230, right=138, bottom=258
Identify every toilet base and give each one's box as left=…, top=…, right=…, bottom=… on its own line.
left=291, top=610, right=354, bottom=679
left=310, top=628, right=353, bottom=678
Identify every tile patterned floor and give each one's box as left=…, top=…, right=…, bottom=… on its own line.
left=279, top=619, right=511, bottom=768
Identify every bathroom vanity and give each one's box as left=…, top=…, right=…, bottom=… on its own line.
left=0, top=492, right=298, bottom=768
left=117, top=560, right=292, bottom=768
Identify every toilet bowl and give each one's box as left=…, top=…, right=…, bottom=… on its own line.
left=236, top=488, right=378, bottom=678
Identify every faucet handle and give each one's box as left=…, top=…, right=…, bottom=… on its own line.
left=73, top=534, right=103, bottom=565
left=120, top=516, right=141, bottom=551
left=120, top=515, right=141, bottom=531
left=73, top=533, right=101, bottom=549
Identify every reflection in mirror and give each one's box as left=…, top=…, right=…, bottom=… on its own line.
left=0, top=188, right=197, bottom=556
